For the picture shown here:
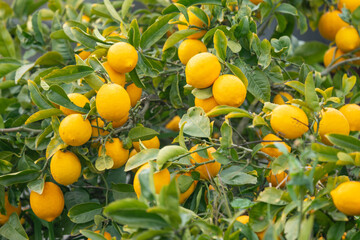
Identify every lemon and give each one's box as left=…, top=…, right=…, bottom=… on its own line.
left=99, top=138, right=129, bottom=169
left=50, top=150, right=82, bottom=185
left=273, top=92, right=293, bottom=105
left=331, top=181, right=360, bottom=215
left=178, top=39, right=207, bottom=65
left=335, top=26, right=360, bottom=53
left=190, top=145, right=221, bottom=180
left=195, top=97, right=219, bottom=113
left=107, top=42, right=138, bottom=73
left=318, top=10, right=349, bottom=41
left=133, top=136, right=160, bottom=152
left=103, top=61, right=126, bottom=87
left=0, top=193, right=21, bottom=225
left=260, top=134, right=291, bottom=158
left=60, top=93, right=90, bottom=116
left=212, top=74, right=247, bottom=108
left=59, top=114, right=92, bottom=146
left=165, top=115, right=181, bottom=132
left=339, top=104, right=360, bottom=131
left=178, top=6, right=210, bottom=39
left=126, top=83, right=142, bottom=107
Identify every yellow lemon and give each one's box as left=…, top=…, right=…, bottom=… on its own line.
left=91, top=118, right=109, bottom=138
left=99, top=138, right=129, bottom=169
left=0, top=193, right=21, bottom=225
left=112, top=114, right=129, bottom=128
left=331, top=181, right=360, bottom=215
left=339, top=104, right=360, bottom=131
left=59, top=114, right=92, bottom=146
left=273, top=92, right=293, bottom=105
left=60, top=93, right=90, bottom=116
left=103, top=61, right=126, bottom=87
left=195, top=97, right=219, bottom=113
left=78, top=50, right=91, bottom=60
left=185, top=52, right=221, bottom=89
left=178, top=6, right=210, bottom=39
left=270, top=105, right=309, bottom=139
left=30, top=182, right=64, bottom=222
left=96, top=83, right=131, bottom=121
left=335, top=26, right=360, bottom=53
left=266, top=170, right=288, bottom=188
left=133, top=136, right=160, bottom=152
left=107, top=42, right=138, bottom=73
left=323, top=47, right=345, bottom=68
left=212, top=74, right=247, bottom=108
left=126, top=83, right=142, bottom=107
left=250, top=0, right=263, bottom=5
left=260, top=134, right=291, bottom=158
left=87, top=230, right=112, bottom=240
left=50, top=150, right=82, bottom=185
left=190, top=145, right=221, bottom=180
left=338, top=0, right=360, bottom=12
left=178, top=39, right=207, bottom=65
left=165, top=115, right=181, bottom=132
left=236, top=215, right=249, bottom=224
left=318, top=10, right=349, bottom=41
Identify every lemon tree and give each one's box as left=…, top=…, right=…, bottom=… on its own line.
left=0, top=0, right=360, bottom=239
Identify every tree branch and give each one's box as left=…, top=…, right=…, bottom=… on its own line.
left=0, top=126, right=42, bottom=133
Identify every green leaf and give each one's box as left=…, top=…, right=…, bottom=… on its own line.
left=213, top=29, right=227, bottom=61
left=191, top=87, right=213, bottom=100
left=27, top=178, right=45, bottom=195
left=285, top=80, right=305, bottom=95
left=128, top=19, right=141, bottom=49
left=206, top=105, right=251, bottom=118
left=219, top=166, right=257, bottom=186
left=128, top=126, right=159, bottom=141
left=174, top=3, right=189, bottom=22
left=342, top=74, right=356, bottom=95
left=68, top=202, right=103, bottom=224
left=35, top=51, right=64, bottom=66
left=0, top=58, right=21, bottom=78
left=326, top=134, right=360, bottom=151
left=25, top=108, right=63, bottom=125
left=297, top=11, right=308, bottom=34
left=258, top=39, right=271, bottom=69
left=125, top=149, right=159, bottom=172
left=169, top=75, right=183, bottom=108
left=163, top=0, right=222, bottom=14
left=0, top=170, right=41, bottom=186
left=275, top=3, right=298, bottom=16
left=226, top=63, right=248, bottom=88
left=15, top=63, right=35, bottom=84
left=104, top=0, right=124, bottom=23
left=230, top=198, right=255, bottom=209
left=304, top=72, right=320, bottom=112
left=220, top=120, right=232, bottom=149
left=293, top=41, right=328, bottom=65
left=95, top=148, right=113, bottom=171
left=0, top=21, right=16, bottom=58
left=27, top=80, right=53, bottom=109
left=179, top=107, right=211, bottom=138
left=104, top=198, right=170, bottom=229
left=46, top=85, right=88, bottom=113
left=140, top=13, right=177, bottom=50
left=0, top=213, right=28, bottom=240
left=163, top=29, right=198, bottom=51
left=129, top=68, right=146, bottom=88
left=0, top=160, right=12, bottom=174
left=121, top=0, right=134, bottom=18
left=157, top=145, right=188, bottom=169
left=79, top=230, right=107, bottom=240
left=0, top=1, right=13, bottom=21
left=257, top=187, right=288, bottom=205
left=70, top=27, right=100, bottom=49
left=327, top=222, right=345, bottom=240
left=227, top=40, right=241, bottom=53
left=43, top=65, right=93, bottom=85
left=32, top=11, right=45, bottom=45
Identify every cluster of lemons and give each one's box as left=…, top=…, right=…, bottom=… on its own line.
left=319, top=0, right=360, bottom=68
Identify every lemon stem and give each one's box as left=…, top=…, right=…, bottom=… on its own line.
left=47, top=221, right=55, bottom=240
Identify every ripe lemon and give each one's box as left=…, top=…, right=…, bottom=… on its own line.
left=260, top=134, right=291, bottom=158
left=50, top=150, right=82, bottom=185
left=190, top=145, right=221, bottom=180
left=236, top=215, right=249, bottom=224
left=313, top=108, right=350, bottom=145
left=323, top=47, right=345, bottom=68
left=0, top=193, right=21, bottom=225
left=185, top=52, right=221, bottom=89
left=212, top=74, right=247, bottom=108
left=176, top=173, right=197, bottom=204
left=267, top=170, right=288, bottom=188
left=165, top=115, right=181, bottom=132
left=178, top=6, right=210, bottom=39
left=178, top=39, right=207, bottom=65
left=60, top=93, right=90, bottom=116
left=79, top=50, right=91, bottom=60
left=335, top=26, right=360, bottom=53
left=103, top=61, right=126, bottom=87
left=59, top=114, right=92, bottom=146
left=339, top=104, right=360, bottom=131
left=112, top=114, right=129, bottom=128
left=273, top=92, right=293, bottom=105
left=107, top=42, right=138, bottom=73
left=318, top=10, right=349, bottom=41
left=331, top=181, right=360, bottom=215
left=30, top=182, right=64, bottom=222
left=126, top=83, right=142, bottom=107
left=87, top=230, right=112, bottom=240
left=270, top=105, right=309, bottom=139
left=338, top=0, right=360, bottom=12
left=195, top=96, right=219, bottom=113
left=99, top=138, right=129, bottom=169
left=91, top=118, right=109, bottom=137
left=82, top=15, right=90, bottom=23
left=250, top=0, right=263, bottom=5
left=133, top=162, right=171, bottom=198
left=133, top=136, right=160, bottom=152
left=96, top=83, right=131, bottom=121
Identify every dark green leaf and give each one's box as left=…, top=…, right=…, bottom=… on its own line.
left=0, top=170, right=41, bottom=186
left=43, top=65, right=93, bottom=85
left=68, top=202, right=103, bottom=224
left=214, top=29, right=227, bottom=61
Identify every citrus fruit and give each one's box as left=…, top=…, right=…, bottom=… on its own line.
left=82, top=15, right=90, bottom=23
left=323, top=47, right=345, bottom=68
left=178, top=39, right=207, bottom=65
left=50, top=150, right=82, bottom=185
left=260, top=134, right=291, bottom=158
left=195, top=97, right=219, bottom=113
left=313, top=108, right=350, bottom=145
left=60, top=93, right=90, bottom=116
left=185, top=52, right=221, bottom=89
left=190, top=145, right=221, bottom=180
left=30, top=182, right=64, bottom=222
left=91, top=118, right=109, bottom=137
left=236, top=215, right=249, bottom=224
left=178, top=6, right=210, bottom=39
left=0, top=193, right=21, bottom=225
left=266, top=170, right=288, bottom=188
left=59, top=114, right=92, bottom=146
left=338, top=0, right=360, bottom=12
left=133, top=136, right=160, bottom=152
left=79, top=50, right=91, bottom=60
left=339, top=104, right=360, bottom=131
left=273, top=92, right=293, bottom=105
left=335, top=26, right=360, bottom=52
left=87, top=230, right=112, bottom=240
left=270, top=105, right=309, bottom=139
left=212, top=74, right=247, bottom=108
left=126, top=83, right=142, bottom=107
left=103, top=61, right=126, bottom=87
left=165, top=115, right=181, bottom=132
left=318, top=10, right=349, bottom=41
left=133, top=162, right=171, bottom=198
left=176, top=173, right=197, bottom=204
left=331, top=181, right=360, bottom=215
left=96, top=83, right=131, bottom=121
left=112, top=113, right=129, bottom=128
left=107, top=42, right=138, bottom=73
left=250, top=0, right=263, bottom=5
left=99, top=138, right=129, bottom=169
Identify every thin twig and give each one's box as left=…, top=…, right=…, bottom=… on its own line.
left=0, top=126, right=42, bottom=133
